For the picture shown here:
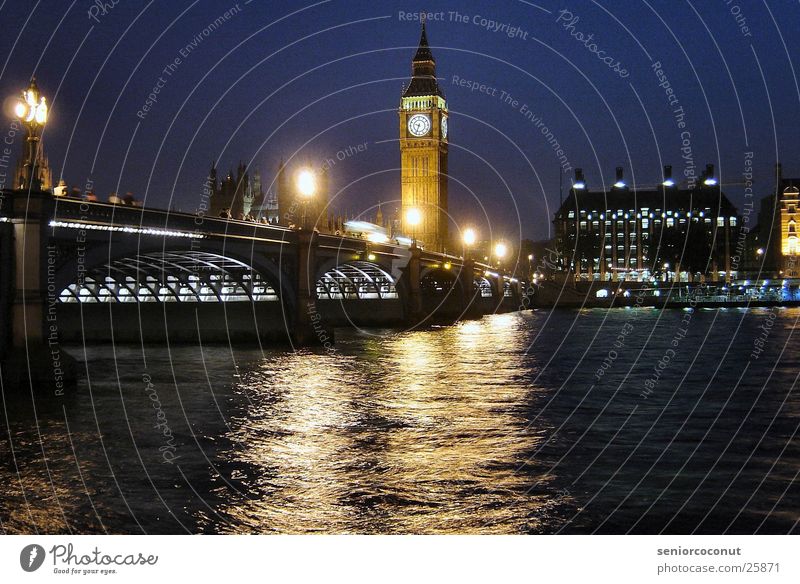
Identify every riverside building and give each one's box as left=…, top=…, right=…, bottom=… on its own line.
left=553, top=164, right=741, bottom=283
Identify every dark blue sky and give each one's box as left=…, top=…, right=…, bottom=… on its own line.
left=1, top=0, right=798, bottom=241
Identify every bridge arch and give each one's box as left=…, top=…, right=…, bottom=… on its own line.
left=315, top=260, right=399, bottom=300
left=57, top=251, right=281, bottom=304
left=474, top=276, right=494, bottom=298
left=53, top=240, right=297, bottom=308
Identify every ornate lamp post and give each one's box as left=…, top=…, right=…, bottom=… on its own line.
left=405, top=207, right=421, bottom=247
left=494, top=241, right=508, bottom=266
left=462, top=227, right=476, bottom=259
left=14, top=79, right=48, bottom=191
left=295, top=168, right=316, bottom=229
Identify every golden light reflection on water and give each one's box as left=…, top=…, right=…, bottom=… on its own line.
left=210, top=314, right=559, bottom=534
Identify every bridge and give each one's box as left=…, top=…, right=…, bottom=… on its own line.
left=0, top=189, right=526, bottom=388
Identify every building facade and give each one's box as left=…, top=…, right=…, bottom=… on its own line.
left=399, top=22, right=449, bottom=251
left=779, top=184, right=800, bottom=277
left=554, top=165, right=741, bottom=282
left=745, top=164, right=800, bottom=279
left=208, top=162, right=259, bottom=219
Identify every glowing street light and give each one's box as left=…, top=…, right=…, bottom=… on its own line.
left=462, top=227, right=477, bottom=247
left=405, top=207, right=421, bottom=247
left=296, top=168, right=317, bottom=198
left=405, top=207, right=421, bottom=226
left=494, top=241, right=508, bottom=260
left=14, top=78, right=48, bottom=190
left=294, top=168, right=317, bottom=229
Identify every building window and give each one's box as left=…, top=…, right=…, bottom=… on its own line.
left=642, top=218, right=649, bottom=229
left=568, top=211, right=575, bottom=218
left=666, top=218, right=674, bottom=227
left=730, top=217, right=737, bottom=226
left=717, top=217, right=725, bottom=227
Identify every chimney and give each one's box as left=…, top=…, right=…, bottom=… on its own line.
left=663, top=164, right=674, bottom=187
left=703, top=164, right=718, bottom=186
left=573, top=168, right=586, bottom=189
left=614, top=166, right=625, bottom=188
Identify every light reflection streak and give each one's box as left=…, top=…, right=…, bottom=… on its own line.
left=208, top=314, right=555, bottom=534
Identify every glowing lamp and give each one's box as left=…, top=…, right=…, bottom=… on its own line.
left=462, top=227, right=477, bottom=247
left=296, top=169, right=316, bottom=197
left=405, top=207, right=422, bottom=226
left=494, top=242, right=508, bottom=259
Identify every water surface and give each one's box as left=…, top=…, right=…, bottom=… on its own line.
left=1, top=309, right=798, bottom=534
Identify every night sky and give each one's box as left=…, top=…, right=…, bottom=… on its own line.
left=1, top=0, right=798, bottom=242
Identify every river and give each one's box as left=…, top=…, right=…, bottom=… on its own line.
left=1, top=308, right=797, bottom=534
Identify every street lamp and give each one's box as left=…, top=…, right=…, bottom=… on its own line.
left=405, top=207, right=421, bottom=247
left=462, top=227, right=476, bottom=258
left=295, top=168, right=316, bottom=229
left=462, top=227, right=477, bottom=247
left=14, top=78, right=48, bottom=191
left=494, top=241, right=508, bottom=263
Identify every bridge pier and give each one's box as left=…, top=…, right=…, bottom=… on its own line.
left=457, top=258, right=482, bottom=318
left=0, top=189, right=76, bottom=392
left=292, top=229, right=334, bottom=347
left=403, top=245, right=424, bottom=325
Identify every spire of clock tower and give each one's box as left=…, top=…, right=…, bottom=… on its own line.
left=403, top=21, right=443, bottom=98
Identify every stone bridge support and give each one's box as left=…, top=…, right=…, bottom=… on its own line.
left=293, top=229, right=334, bottom=347
left=1, top=190, right=76, bottom=390
left=457, top=258, right=481, bottom=318
left=402, top=245, right=423, bottom=325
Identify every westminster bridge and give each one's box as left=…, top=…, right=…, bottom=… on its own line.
left=0, top=189, right=525, bottom=386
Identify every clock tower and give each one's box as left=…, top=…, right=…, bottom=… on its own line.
left=400, top=22, right=449, bottom=251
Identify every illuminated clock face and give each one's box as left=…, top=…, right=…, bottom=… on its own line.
left=441, top=116, right=448, bottom=140
left=407, top=114, right=431, bottom=137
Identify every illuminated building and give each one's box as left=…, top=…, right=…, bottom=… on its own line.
left=399, top=22, right=449, bottom=251
left=747, top=164, right=800, bottom=278
left=554, top=164, right=741, bottom=282
left=779, top=182, right=800, bottom=277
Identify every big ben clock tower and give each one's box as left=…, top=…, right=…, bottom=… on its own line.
left=400, top=22, right=448, bottom=251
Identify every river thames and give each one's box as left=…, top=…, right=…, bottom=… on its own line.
left=1, top=308, right=797, bottom=534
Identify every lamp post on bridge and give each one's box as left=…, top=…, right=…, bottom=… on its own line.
left=2, top=80, right=78, bottom=389
left=295, top=168, right=316, bottom=230
left=14, top=79, right=48, bottom=191
left=405, top=207, right=421, bottom=248
left=494, top=241, right=508, bottom=267
left=462, top=227, right=477, bottom=260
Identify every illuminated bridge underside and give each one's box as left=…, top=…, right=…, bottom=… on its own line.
left=58, top=251, right=278, bottom=303
left=316, top=261, right=398, bottom=300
